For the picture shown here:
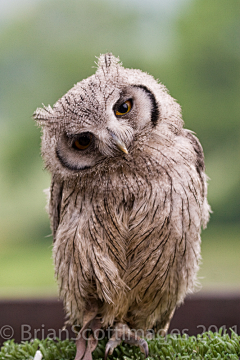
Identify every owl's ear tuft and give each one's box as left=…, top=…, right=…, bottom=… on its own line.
left=33, top=104, right=53, bottom=126
left=96, top=53, right=122, bottom=72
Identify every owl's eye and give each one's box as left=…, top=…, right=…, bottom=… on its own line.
left=73, top=133, right=92, bottom=151
left=115, top=100, right=132, bottom=116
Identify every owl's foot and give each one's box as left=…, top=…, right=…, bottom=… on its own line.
left=104, top=322, right=149, bottom=360
left=74, top=302, right=101, bottom=360
left=74, top=317, right=101, bottom=360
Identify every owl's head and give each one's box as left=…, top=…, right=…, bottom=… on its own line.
left=34, top=53, right=183, bottom=179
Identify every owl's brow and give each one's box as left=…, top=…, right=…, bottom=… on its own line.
left=95, top=74, right=117, bottom=111
left=133, top=85, right=159, bottom=127
left=61, top=101, right=79, bottom=117
left=72, top=97, right=94, bottom=115
left=86, top=82, right=100, bottom=110
left=61, top=92, right=100, bottom=126
left=76, top=84, right=100, bottom=118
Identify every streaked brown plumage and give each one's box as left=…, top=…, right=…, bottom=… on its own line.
left=34, top=53, right=210, bottom=359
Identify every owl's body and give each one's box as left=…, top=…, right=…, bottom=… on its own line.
left=35, top=54, right=210, bottom=358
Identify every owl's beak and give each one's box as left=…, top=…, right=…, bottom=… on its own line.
left=110, top=133, right=128, bottom=154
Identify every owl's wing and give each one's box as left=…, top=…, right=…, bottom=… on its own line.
left=185, top=130, right=210, bottom=227
left=49, top=178, right=64, bottom=241
left=185, top=131, right=205, bottom=174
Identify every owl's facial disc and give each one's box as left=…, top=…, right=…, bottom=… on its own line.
left=56, top=128, right=129, bottom=172
left=53, top=85, right=159, bottom=173
left=111, top=85, right=159, bottom=132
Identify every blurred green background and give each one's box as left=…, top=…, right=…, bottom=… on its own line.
left=0, top=0, right=239, bottom=298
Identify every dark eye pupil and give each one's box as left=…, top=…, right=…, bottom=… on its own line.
left=78, top=135, right=90, bottom=146
left=118, top=103, right=129, bottom=113
left=72, top=132, right=92, bottom=150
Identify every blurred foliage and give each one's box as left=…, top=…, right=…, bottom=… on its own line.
left=163, top=0, right=240, bottom=223
left=0, top=0, right=239, bottom=252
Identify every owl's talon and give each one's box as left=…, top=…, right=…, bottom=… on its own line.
left=104, top=323, right=149, bottom=359
left=140, top=339, right=149, bottom=358
left=104, top=343, right=112, bottom=360
left=104, top=338, right=122, bottom=360
left=104, top=345, right=110, bottom=360
left=74, top=315, right=101, bottom=360
left=124, top=335, right=149, bottom=358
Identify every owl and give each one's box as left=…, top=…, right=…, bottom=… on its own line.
left=34, top=53, right=210, bottom=360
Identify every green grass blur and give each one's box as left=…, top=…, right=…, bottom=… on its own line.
left=0, top=240, right=57, bottom=298
left=199, top=224, right=240, bottom=292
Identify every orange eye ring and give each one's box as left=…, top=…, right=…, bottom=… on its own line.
left=115, top=99, right=132, bottom=116
left=73, top=133, right=92, bottom=150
